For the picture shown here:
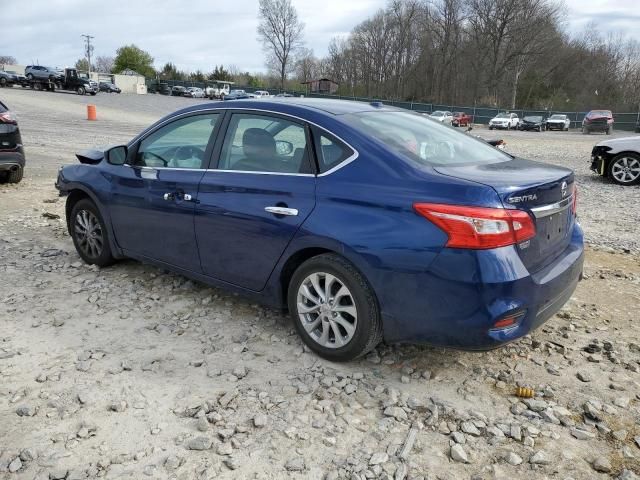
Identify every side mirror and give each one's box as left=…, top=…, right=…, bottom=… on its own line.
left=106, top=145, right=128, bottom=165
left=275, top=140, right=293, bottom=156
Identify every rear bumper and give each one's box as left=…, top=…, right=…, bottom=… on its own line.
left=0, top=148, right=26, bottom=170
left=379, top=223, right=584, bottom=349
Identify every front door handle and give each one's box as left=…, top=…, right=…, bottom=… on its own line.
left=265, top=206, right=298, bottom=216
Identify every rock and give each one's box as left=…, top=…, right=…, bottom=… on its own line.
left=224, top=457, right=240, bottom=470
left=504, top=452, right=523, bottom=466
left=592, top=456, right=612, bottom=473
left=510, top=424, right=522, bottom=441
left=232, top=365, right=247, bottom=379
left=16, top=405, right=37, bottom=417
left=109, top=400, right=127, bottom=412
left=49, top=468, right=69, bottom=479
left=529, top=451, right=550, bottom=465
left=584, top=401, right=602, bottom=421
left=460, top=421, right=481, bottom=436
left=8, top=457, right=22, bottom=473
left=451, top=431, right=466, bottom=444
left=196, top=417, right=209, bottom=432
left=285, top=457, right=305, bottom=471
left=383, top=406, right=408, bottom=422
left=369, top=452, right=389, bottom=465
left=540, top=409, right=560, bottom=425
left=187, top=436, right=212, bottom=450
left=619, top=469, right=640, bottom=480
left=576, top=371, right=592, bottom=382
left=613, top=429, right=628, bottom=441
left=523, top=399, right=547, bottom=412
left=571, top=427, right=595, bottom=440
left=217, top=442, right=233, bottom=455
left=253, top=414, right=268, bottom=428
left=394, top=463, right=408, bottom=480
left=450, top=444, right=469, bottom=463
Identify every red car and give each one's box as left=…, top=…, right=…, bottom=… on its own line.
left=452, top=112, right=472, bottom=127
left=582, top=110, right=613, bottom=135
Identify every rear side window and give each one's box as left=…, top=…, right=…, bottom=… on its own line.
left=0, top=102, right=7, bottom=113
left=312, top=128, right=354, bottom=173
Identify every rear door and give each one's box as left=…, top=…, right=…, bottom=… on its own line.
left=109, top=112, right=222, bottom=271
left=195, top=111, right=316, bottom=291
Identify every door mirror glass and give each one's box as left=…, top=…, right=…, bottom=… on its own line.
left=275, top=140, right=293, bottom=156
left=107, top=145, right=128, bottom=165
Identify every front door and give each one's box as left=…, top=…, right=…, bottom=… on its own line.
left=195, top=112, right=316, bottom=291
left=109, top=112, right=222, bottom=271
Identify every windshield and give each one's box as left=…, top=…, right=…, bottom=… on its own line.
left=495, top=113, right=509, bottom=119
left=524, top=116, right=542, bottom=122
left=342, top=111, right=510, bottom=167
left=588, top=110, right=611, bottom=117
left=431, top=111, right=444, bottom=116
left=550, top=115, right=566, bottom=120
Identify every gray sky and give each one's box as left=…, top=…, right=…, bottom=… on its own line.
left=4, top=0, right=639, bottom=73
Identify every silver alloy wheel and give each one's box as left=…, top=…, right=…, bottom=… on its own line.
left=296, top=272, right=358, bottom=349
left=74, top=210, right=104, bottom=258
left=611, top=156, right=640, bottom=184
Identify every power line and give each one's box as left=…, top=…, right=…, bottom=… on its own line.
left=81, top=34, right=94, bottom=74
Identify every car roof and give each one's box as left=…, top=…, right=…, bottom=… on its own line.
left=172, top=98, right=401, bottom=117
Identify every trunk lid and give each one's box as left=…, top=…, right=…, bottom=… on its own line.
left=435, top=157, right=575, bottom=272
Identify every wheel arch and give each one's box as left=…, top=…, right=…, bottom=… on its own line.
left=64, top=185, right=125, bottom=259
left=279, top=247, right=336, bottom=310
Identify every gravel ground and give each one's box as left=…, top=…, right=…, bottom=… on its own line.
left=1, top=87, right=640, bottom=480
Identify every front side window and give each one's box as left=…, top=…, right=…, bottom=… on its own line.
left=134, top=114, right=220, bottom=169
left=343, top=111, right=510, bottom=166
left=218, top=113, right=311, bottom=174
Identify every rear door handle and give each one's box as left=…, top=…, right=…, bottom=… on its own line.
left=265, top=206, right=298, bottom=216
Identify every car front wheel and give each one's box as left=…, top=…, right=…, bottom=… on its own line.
left=70, top=199, right=115, bottom=267
left=608, top=153, right=640, bottom=186
left=288, top=254, right=382, bottom=362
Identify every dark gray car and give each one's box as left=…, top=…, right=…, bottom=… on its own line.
left=25, top=65, right=63, bottom=81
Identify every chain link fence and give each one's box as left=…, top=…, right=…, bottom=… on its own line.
left=149, top=79, right=640, bottom=132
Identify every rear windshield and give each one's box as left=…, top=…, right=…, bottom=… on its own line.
left=588, top=110, right=611, bottom=117
left=524, top=116, right=542, bottom=121
left=495, top=113, right=510, bottom=118
left=550, top=114, right=566, bottom=119
left=342, top=111, right=510, bottom=166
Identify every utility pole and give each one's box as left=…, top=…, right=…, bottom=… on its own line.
left=81, top=34, right=94, bottom=75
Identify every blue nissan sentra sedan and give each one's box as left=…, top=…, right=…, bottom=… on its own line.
left=55, top=99, right=584, bottom=361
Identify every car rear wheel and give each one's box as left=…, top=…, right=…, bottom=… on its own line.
left=288, top=254, right=382, bottom=362
left=608, top=153, right=640, bottom=186
left=6, top=166, right=23, bottom=184
left=70, top=199, right=115, bottom=267
left=77, top=86, right=85, bottom=95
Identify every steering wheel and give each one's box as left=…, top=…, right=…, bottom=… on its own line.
left=174, top=145, right=205, bottom=161
left=142, top=151, right=169, bottom=167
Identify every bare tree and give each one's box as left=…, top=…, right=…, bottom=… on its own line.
left=257, top=0, right=305, bottom=89
left=295, top=48, right=318, bottom=83
left=0, top=55, right=17, bottom=65
left=95, top=55, right=115, bottom=74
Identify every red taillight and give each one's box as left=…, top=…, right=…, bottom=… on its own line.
left=571, top=184, right=578, bottom=215
left=0, top=111, right=17, bottom=124
left=413, top=203, right=536, bottom=249
left=492, top=310, right=526, bottom=330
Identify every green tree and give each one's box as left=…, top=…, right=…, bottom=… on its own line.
left=75, top=58, right=90, bottom=71
left=113, top=44, right=155, bottom=78
left=208, top=65, right=232, bottom=81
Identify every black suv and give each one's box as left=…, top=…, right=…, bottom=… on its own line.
left=0, top=100, right=25, bottom=183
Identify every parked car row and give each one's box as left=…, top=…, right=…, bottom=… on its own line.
left=486, top=111, right=617, bottom=133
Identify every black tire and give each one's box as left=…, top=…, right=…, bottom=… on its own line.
left=26, top=73, right=34, bottom=80
left=90, top=92, right=96, bottom=96
left=0, top=78, right=6, bottom=87
left=606, top=126, right=612, bottom=135
left=7, top=166, right=23, bottom=183
left=288, top=253, right=382, bottom=362
left=489, top=126, right=493, bottom=130
left=69, top=199, right=115, bottom=267
left=77, top=86, right=85, bottom=95
left=607, top=153, right=640, bottom=186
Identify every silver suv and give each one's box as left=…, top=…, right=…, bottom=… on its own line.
left=25, top=65, right=63, bottom=81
